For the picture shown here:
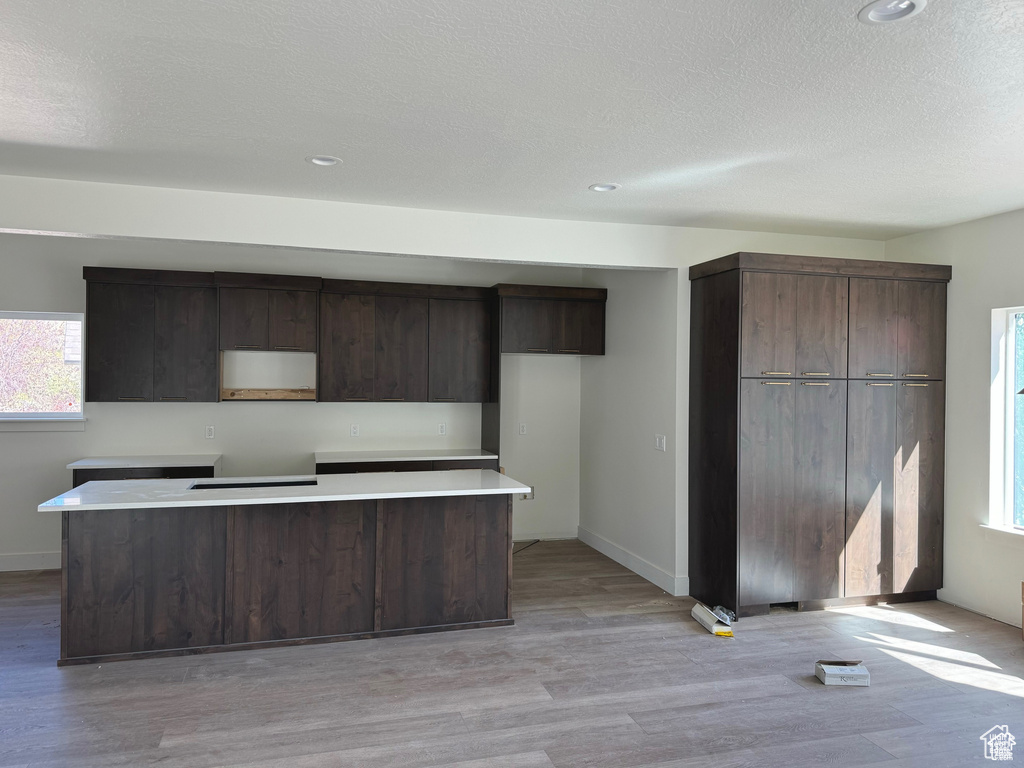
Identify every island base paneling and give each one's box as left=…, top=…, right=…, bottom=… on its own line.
left=59, top=493, right=514, bottom=665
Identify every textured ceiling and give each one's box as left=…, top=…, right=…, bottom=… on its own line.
left=2, top=0, right=1023, bottom=239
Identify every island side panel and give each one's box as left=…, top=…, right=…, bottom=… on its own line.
left=227, top=500, right=376, bottom=643
left=380, top=494, right=510, bottom=630
left=64, top=507, right=227, bottom=660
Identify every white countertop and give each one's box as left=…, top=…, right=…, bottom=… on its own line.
left=314, top=449, right=497, bottom=464
left=67, top=454, right=223, bottom=470
left=39, top=469, right=529, bottom=512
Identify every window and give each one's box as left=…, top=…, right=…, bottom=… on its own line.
left=0, top=311, right=84, bottom=420
left=1010, top=311, right=1024, bottom=529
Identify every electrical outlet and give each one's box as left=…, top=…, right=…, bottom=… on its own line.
left=655, top=434, right=666, bottom=452
left=438, top=422, right=446, bottom=436
left=350, top=424, right=360, bottom=437
left=205, top=425, right=215, bottom=440
left=519, top=423, right=527, bottom=436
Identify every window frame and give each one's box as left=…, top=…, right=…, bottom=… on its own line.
left=0, top=310, right=85, bottom=422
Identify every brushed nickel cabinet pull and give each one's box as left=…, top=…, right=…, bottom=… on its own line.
left=802, top=372, right=831, bottom=376
left=380, top=397, right=405, bottom=401
left=273, top=345, right=302, bottom=351
left=903, top=373, right=929, bottom=378
left=117, top=396, right=146, bottom=401
left=159, top=396, right=188, bottom=401
left=800, top=382, right=830, bottom=386
left=866, top=372, right=894, bottom=377
left=558, top=349, right=581, bottom=354
left=344, top=397, right=369, bottom=401
left=527, top=348, right=549, bottom=352
left=233, top=344, right=262, bottom=349
left=903, top=383, right=930, bottom=387
left=761, top=371, right=791, bottom=376
left=760, top=381, right=792, bottom=386
left=866, top=382, right=894, bottom=387
left=434, top=397, right=457, bottom=401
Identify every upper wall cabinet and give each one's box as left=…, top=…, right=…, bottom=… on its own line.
left=85, top=268, right=218, bottom=403
left=897, top=281, right=947, bottom=380
left=216, top=273, right=321, bottom=352
left=496, top=285, right=606, bottom=355
left=739, top=272, right=848, bottom=378
left=374, top=295, right=428, bottom=402
left=319, top=292, right=375, bottom=402
left=429, top=298, right=491, bottom=402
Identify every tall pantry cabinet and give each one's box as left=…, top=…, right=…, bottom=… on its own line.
left=688, top=253, right=951, bottom=616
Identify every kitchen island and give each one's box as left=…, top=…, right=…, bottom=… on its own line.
left=39, top=470, right=529, bottom=666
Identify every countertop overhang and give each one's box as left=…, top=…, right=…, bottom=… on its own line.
left=39, top=469, right=529, bottom=512
left=67, top=454, right=223, bottom=470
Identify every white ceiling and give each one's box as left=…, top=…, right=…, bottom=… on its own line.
left=2, top=0, right=1023, bottom=240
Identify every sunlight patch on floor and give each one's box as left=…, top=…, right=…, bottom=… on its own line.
left=857, top=633, right=1001, bottom=669
left=826, top=604, right=953, bottom=632
left=878, top=648, right=1024, bottom=698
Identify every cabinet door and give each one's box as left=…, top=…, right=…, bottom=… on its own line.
left=380, top=495, right=509, bottom=630
left=898, top=281, right=947, bottom=380
left=219, top=288, right=268, bottom=350
left=319, top=293, right=374, bottom=402
left=86, top=282, right=155, bottom=402
left=795, top=275, right=847, bottom=378
left=848, top=278, right=899, bottom=380
left=154, top=286, right=219, bottom=402
left=500, top=297, right=555, bottom=353
left=894, top=381, right=945, bottom=593
left=268, top=290, right=317, bottom=352
left=740, top=272, right=797, bottom=377
left=375, top=296, right=428, bottom=401
left=429, top=299, right=491, bottom=402
left=554, top=300, right=605, bottom=355
left=739, top=380, right=796, bottom=606
left=792, top=381, right=847, bottom=602
left=845, top=381, right=897, bottom=597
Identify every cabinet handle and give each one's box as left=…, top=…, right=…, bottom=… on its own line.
left=902, top=373, right=929, bottom=378
left=159, top=396, right=188, bottom=401
left=903, top=383, right=930, bottom=387
left=760, top=381, right=791, bottom=386
left=233, top=345, right=262, bottom=350
left=761, top=371, right=791, bottom=376
left=380, top=397, right=405, bottom=401
left=800, top=382, right=830, bottom=386
left=117, top=396, right=147, bottom=401
left=558, top=349, right=581, bottom=354
left=344, top=397, right=370, bottom=401
left=527, top=348, right=549, bottom=352
left=273, top=345, right=302, bottom=351
left=866, top=382, right=894, bottom=387
left=866, top=372, right=894, bottom=377
left=801, top=372, right=831, bottom=377
left=434, top=397, right=457, bottom=401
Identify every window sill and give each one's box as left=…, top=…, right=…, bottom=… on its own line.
left=980, top=524, right=1024, bottom=544
left=0, top=419, right=86, bottom=432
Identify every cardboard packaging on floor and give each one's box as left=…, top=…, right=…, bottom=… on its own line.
left=815, top=660, right=870, bottom=686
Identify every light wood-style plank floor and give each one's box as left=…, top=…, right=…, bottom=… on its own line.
left=1, top=539, right=1023, bottom=767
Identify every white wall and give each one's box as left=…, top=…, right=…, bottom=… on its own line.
left=579, top=269, right=681, bottom=593
left=0, top=175, right=885, bottom=590
left=886, top=208, right=1024, bottom=628
left=500, top=356, right=581, bottom=540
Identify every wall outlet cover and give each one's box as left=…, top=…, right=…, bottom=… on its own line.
left=519, top=423, right=527, bottom=435
left=655, top=434, right=666, bottom=451
left=205, top=426, right=215, bottom=439
left=350, top=424, right=360, bottom=437
left=438, top=423, right=446, bottom=436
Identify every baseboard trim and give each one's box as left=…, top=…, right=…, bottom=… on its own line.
left=0, top=552, right=60, bottom=572
left=577, top=526, right=688, bottom=596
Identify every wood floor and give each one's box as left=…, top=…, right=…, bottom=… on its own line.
left=1, top=539, right=1022, bottom=767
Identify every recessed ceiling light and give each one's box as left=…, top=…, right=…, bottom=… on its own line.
left=857, top=0, right=927, bottom=24
left=589, top=183, right=621, bottom=192
left=306, top=155, right=342, bottom=167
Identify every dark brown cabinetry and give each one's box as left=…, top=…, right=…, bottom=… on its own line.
left=85, top=270, right=219, bottom=403
left=319, top=292, right=375, bottom=401
left=497, top=286, right=606, bottom=355
left=375, top=296, right=428, bottom=402
left=86, top=282, right=155, bottom=402
left=316, top=457, right=499, bottom=474
left=219, top=286, right=318, bottom=352
left=689, top=252, right=950, bottom=616
left=429, top=299, right=491, bottom=402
